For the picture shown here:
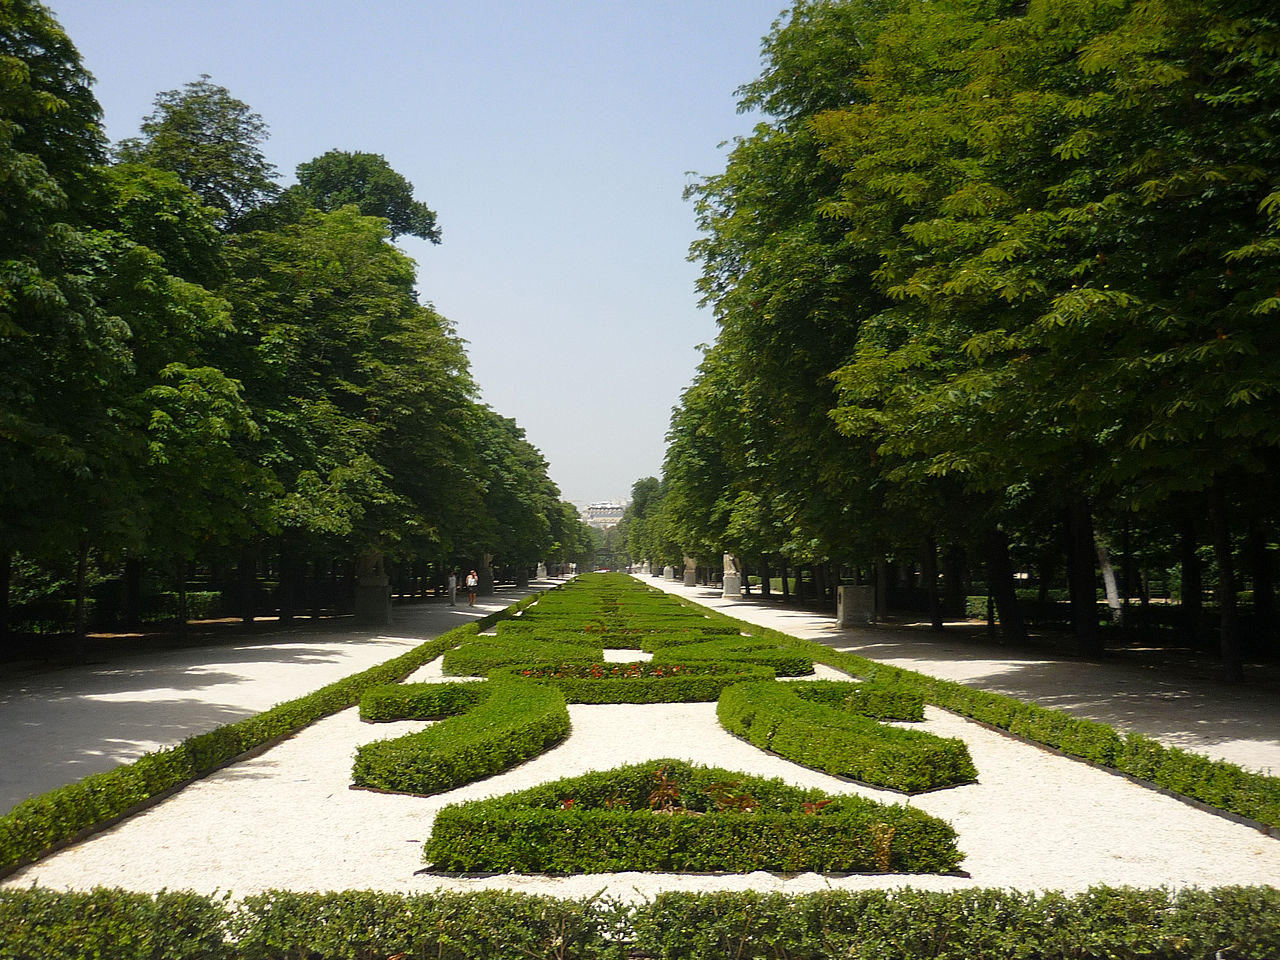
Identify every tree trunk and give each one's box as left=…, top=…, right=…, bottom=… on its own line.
left=278, top=543, right=295, bottom=624
left=985, top=527, right=1027, bottom=644
left=923, top=535, right=944, bottom=631
left=1178, top=513, right=1203, bottom=647
left=123, top=556, right=143, bottom=631
left=72, top=538, right=89, bottom=659
left=780, top=560, right=790, bottom=602
left=1208, top=485, right=1244, bottom=683
left=1095, top=534, right=1122, bottom=625
left=238, top=546, right=256, bottom=626
left=176, top=559, right=188, bottom=633
left=943, top=546, right=965, bottom=619
left=1065, top=500, right=1103, bottom=656
left=1244, top=523, right=1276, bottom=658
left=759, top=558, right=771, bottom=599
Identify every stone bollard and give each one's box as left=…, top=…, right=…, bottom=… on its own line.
left=836, top=584, right=876, bottom=626
left=722, top=572, right=742, bottom=599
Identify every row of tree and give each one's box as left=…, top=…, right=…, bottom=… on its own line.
left=623, top=0, right=1280, bottom=680
left=1, top=1, right=594, bottom=644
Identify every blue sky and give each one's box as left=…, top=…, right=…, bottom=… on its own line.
left=50, top=0, right=787, bottom=505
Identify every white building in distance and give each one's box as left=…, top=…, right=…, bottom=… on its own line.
left=582, top=501, right=626, bottom=530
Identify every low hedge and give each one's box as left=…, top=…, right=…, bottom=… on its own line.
left=717, top=681, right=977, bottom=794
left=351, top=680, right=570, bottom=796
left=4, top=885, right=1277, bottom=959
left=440, top=636, right=603, bottom=675
left=492, top=661, right=775, bottom=702
left=790, top=679, right=925, bottom=721
left=359, top=679, right=490, bottom=722
left=710, top=617, right=1280, bottom=832
left=631, top=886, right=1280, bottom=960
left=649, top=637, right=814, bottom=676
left=423, top=759, right=962, bottom=875
left=0, top=612, right=504, bottom=874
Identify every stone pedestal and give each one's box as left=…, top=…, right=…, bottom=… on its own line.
left=722, top=572, right=742, bottom=599
left=641, top=561, right=651, bottom=575
left=683, top=557, right=697, bottom=587
left=536, top=561, right=548, bottom=580
left=837, top=584, right=876, bottom=626
left=662, top=565, right=676, bottom=581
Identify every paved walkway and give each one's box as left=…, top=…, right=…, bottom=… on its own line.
left=642, top=576, right=1280, bottom=775
left=0, top=584, right=551, bottom=815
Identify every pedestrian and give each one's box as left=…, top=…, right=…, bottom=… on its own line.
left=466, top=569, right=478, bottom=606
left=447, top=570, right=457, bottom=606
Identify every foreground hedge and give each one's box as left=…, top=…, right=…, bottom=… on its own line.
left=649, top=636, right=815, bottom=676
left=441, top=636, right=602, bottom=675
left=718, top=681, right=977, bottom=794
left=351, top=680, right=570, bottom=795
left=423, top=759, right=962, bottom=875
left=3, top=885, right=1278, bottom=959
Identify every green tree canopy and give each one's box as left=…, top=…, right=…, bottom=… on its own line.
left=294, top=149, right=441, bottom=243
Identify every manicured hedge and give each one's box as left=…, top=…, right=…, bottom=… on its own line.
left=708, top=616, right=1280, bottom=832
left=718, top=681, right=977, bottom=793
left=423, top=759, right=962, bottom=874
left=359, top=679, right=490, bottom=722
left=630, top=886, right=1280, bottom=960
left=441, top=636, right=602, bottom=675
left=5, top=885, right=1277, bottom=959
left=351, top=680, right=570, bottom=796
left=491, top=661, right=775, bottom=702
left=0, top=595, right=540, bottom=874
left=791, top=679, right=925, bottom=721
left=650, top=636, right=814, bottom=676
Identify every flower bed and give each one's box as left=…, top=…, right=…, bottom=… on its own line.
left=491, top=661, right=774, bottom=703
left=718, top=681, right=976, bottom=793
left=423, top=759, right=963, bottom=875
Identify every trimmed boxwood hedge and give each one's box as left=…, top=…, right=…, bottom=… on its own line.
left=4, top=885, right=1277, bottom=959
left=423, top=759, right=962, bottom=875
left=359, top=679, right=489, bottom=722
left=649, top=636, right=815, bottom=676
left=491, top=661, right=775, bottom=702
left=718, top=681, right=977, bottom=793
left=351, top=680, right=570, bottom=796
left=0, top=584, right=559, bottom=876
left=707, top=616, right=1280, bottom=833
left=790, top=679, right=925, bottom=721
left=440, top=636, right=603, bottom=675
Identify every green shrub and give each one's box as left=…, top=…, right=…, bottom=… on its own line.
left=649, top=636, right=814, bottom=676
left=791, top=679, right=925, bottom=720
left=423, top=759, right=962, bottom=875
left=492, top=662, right=775, bottom=702
left=359, top=680, right=490, bottom=722
left=441, top=637, right=603, bottom=675
left=351, top=681, right=569, bottom=795
left=718, top=682, right=976, bottom=793
left=0, top=887, right=231, bottom=959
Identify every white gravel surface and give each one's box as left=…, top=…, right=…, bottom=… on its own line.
left=7, top=647, right=1280, bottom=901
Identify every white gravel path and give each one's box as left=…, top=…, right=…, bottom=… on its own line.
left=7, top=651, right=1280, bottom=901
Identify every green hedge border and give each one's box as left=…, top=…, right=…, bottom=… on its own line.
left=2, top=885, right=1278, bottom=959
left=717, top=680, right=977, bottom=794
left=0, top=587, right=554, bottom=876
left=422, top=758, right=963, bottom=875
left=491, top=661, right=775, bottom=702
left=693, top=603, right=1280, bottom=835
left=351, top=680, right=570, bottom=796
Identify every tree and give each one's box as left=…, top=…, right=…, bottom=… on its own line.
left=294, top=150, right=441, bottom=242
left=116, top=75, right=278, bottom=228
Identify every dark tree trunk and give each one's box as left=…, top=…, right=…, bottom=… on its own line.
left=72, top=538, right=89, bottom=659
left=516, top=565, right=530, bottom=588
left=759, top=558, right=771, bottom=599
left=122, top=557, right=143, bottom=631
left=814, top=564, right=827, bottom=608
left=923, top=535, right=944, bottom=631
left=1179, top=513, right=1203, bottom=647
left=1244, top=523, right=1276, bottom=657
left=277, top=543, right=295, bottom=624
left=1065, top=499, right=1103, bottom=656
left=780, top=560, right=790, bottom=602
left=238, top=546, right=256, bottom=627
left=943, top=546, right=965, bottom=619
left=1209, top=485, right=1244, bottom=682
left=175, top=559, right=188, bottom=633
left=985, top=527, right=1027, bottom=644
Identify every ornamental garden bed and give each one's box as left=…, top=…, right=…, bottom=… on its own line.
left=491, top=661, right=775, bottom=702
left=423, top=759, right=964, bottom=875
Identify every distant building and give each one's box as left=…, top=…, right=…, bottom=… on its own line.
left=582, top=500, right=626, bottom=530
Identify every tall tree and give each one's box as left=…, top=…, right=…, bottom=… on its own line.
left=294, top=149, right=441, bottom=242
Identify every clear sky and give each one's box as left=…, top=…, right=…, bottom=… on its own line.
left=48, top=0, right=786, bottom=506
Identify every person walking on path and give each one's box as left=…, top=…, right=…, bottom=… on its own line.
left=447, top=570, right=457, bottom=606
left=465, top=569, right=478, bottom=606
